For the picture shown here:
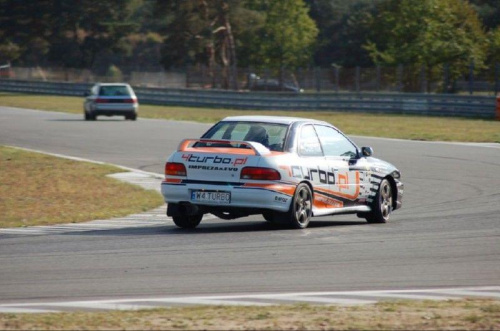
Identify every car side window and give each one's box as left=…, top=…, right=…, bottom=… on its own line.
left=299, top=125, right=323, bottom=156
left=314, top=125, right=358, bottom=158
left=91, top=85, right=98, bottom=96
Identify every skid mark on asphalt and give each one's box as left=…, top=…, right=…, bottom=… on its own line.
left=0, top=286, right=498, bottom=313
left=0, top=172, right=174, bottom=237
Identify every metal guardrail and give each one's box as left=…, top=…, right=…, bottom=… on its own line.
left=0, top=79, right=496, bottom=119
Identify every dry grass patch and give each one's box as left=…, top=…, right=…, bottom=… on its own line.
left=1, top=92, right=499, bottom=142
left=0, top=299, right=498, bottom=330
left=0, top=146, right=164, bottom=228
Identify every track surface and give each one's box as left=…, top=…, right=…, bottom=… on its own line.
left=0, top=107, right=499, bottom=304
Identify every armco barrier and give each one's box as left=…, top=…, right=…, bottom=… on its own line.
left=0, top=79, right=496, bottom=119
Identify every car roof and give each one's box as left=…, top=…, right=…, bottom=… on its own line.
left=95, top=83, right=131, bottom=87
left=221, top=115, right=330, bottom=126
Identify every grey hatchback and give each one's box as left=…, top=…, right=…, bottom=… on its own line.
left=84, top=83, right=138, bottom=120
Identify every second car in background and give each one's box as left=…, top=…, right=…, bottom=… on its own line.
left=84, top=83, right=138, bottom=121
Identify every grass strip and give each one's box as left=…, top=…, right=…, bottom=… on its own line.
left=0, top=146, right=164, bottom=228
left=1, top=92, right=499, bottom=143
left=0, top=299, right=498, bottom=330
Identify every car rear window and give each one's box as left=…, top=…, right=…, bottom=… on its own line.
left=99, top=86, right=130, bottom=96
left=201, top=121, right=288, bottom=151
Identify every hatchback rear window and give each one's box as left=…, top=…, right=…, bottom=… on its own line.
left=99, top=86, right=130, bottom=96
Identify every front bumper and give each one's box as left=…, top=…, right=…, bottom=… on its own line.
left=395, top=179, right=404, bottom=210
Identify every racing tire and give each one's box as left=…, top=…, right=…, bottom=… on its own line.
left=365, top=178, right=393, bottom=223
left=84, top=112, right=96, bottom=121
left=172, top=214, right=203, bottom=229
left=275, top=183, right=313, bottom=229
left=125, top=113, right=137, bottom=121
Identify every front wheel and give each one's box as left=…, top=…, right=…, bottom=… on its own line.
left=275, top=183, right=313, bottom=229
left=365, top=178, right=393, bottom=223
left=172, top=214, right=203, bottom=229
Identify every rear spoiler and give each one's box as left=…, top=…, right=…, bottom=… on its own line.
left=177, top=139, right=271, bottom=156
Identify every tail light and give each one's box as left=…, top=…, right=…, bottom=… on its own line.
left=95, top=98, right=109, bottom=103
left=240, top=167, right=281, bottom=180
left=124, top=98, right=137, bottom=104
left=165, top=162, right=187, bottom=176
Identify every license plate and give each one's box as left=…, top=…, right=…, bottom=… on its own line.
left=191, top=191, right=231, bottom=204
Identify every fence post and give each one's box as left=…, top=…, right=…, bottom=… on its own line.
left=397, top=64, right=403, bottom=92
left=443, top=64, right=450, bottom=93
left=376, top=65, right=381, bottom=92
left=355, top=66, right=360, bottom=92
left=334, top=67, right=339, bottom=93
left=469, top=60, right=474, bottom=95
left=315, top=67, right=321, bottom=92
left=495, top=63, right=499, bottom=95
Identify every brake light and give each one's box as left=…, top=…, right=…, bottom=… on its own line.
left=165, top=162, right=187, bottom=176
left=124, top=98, right=137, bottom=104
left=95, top=98, right=109, bottom=103
left=240, top=167, right=281, bottom=180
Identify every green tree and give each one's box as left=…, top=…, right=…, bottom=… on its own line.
left=306, top=0, right=380, bottom=67
left=487, top=27, right=500, bottom=65
left=252, top=0, right=318, bottom=70
left=364, top=0, right=487, bottom=90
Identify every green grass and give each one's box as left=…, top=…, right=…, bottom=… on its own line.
left=0, top=146, right=164, bottom=228
left=1, top=92, right=499, bottom=142
left=0, top=299, right=498, bottom=330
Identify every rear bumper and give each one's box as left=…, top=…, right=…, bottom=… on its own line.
left=161, top=182, right=293, bottom=213
left=93, top=104, right=138, bottom=115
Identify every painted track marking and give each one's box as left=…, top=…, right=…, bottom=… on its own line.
left=0, top=286, right=498, bottom=313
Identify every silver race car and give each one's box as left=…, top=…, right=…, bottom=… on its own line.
left=162, top=116, right=403, bottom=229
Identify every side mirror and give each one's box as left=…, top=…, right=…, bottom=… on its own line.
left=83, top=91, right=90, bottom=97
left=361, top=147, right=373, bottom=157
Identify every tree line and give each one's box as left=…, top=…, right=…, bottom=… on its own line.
left=0, top=0, right=498, bottom=77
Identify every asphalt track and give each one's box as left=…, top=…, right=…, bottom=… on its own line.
left=0, top=106, right=499, bottom=305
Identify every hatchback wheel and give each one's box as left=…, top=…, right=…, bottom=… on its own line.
left=172, top=214, right=203, bottom=229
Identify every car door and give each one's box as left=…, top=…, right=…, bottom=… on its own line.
left=314, top=125, right=362, bottom=208
left=295, top=124, right=331, bottom=211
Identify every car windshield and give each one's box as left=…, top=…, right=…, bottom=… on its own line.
left=99, top=86, right=130, bottom=96
left=201, top=121, right=289, bottom=152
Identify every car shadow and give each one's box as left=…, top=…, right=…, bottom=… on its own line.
left=59, top=219, right=368, bottom=237
left=47, top=119, right=127, bottom=122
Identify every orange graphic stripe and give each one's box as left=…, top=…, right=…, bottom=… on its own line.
left=243, top=183, right=295, bottom=196
left=314, top=172, right=360, bottom=200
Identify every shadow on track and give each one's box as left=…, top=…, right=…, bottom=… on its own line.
left=59, top=219, right=368, bottom=237
left=47, top=119, right=127, bottom=122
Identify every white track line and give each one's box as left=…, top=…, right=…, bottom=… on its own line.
left=1, top=286, right=498, bottom=313
left=261, top=296, right=375, bottom=305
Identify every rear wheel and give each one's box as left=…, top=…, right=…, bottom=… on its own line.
left=365, top=178, right=393, bottom=223
left=275, top=183, right=313, bottom=229
left=84, top=111, right=96, bottom=121
left=172, top=214, right=203, bottom=229
left=126, top=113, right=137, bottom=121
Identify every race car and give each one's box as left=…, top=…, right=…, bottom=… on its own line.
left=161, top=116, right=403, bottom=229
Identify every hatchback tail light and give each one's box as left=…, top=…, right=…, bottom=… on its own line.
left=240, top=167, right=281, bottom=180
left=124, top=98, right=137, bottom=104
left=95, top=98, right=109, bottom=103
left=165, top=162, right=187, bottom=176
